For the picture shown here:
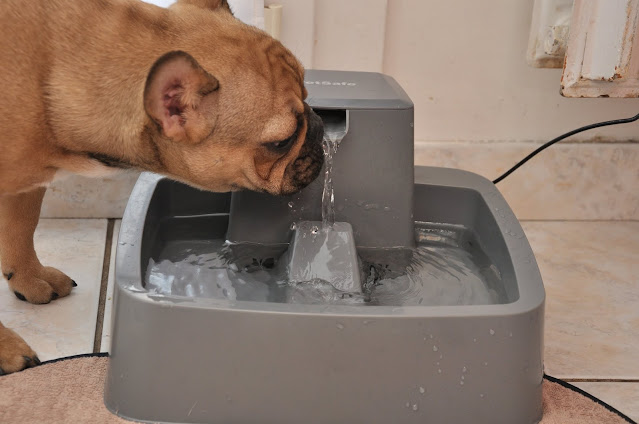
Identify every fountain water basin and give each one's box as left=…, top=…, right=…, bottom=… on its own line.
left=104, top=71, right=545, bottom=424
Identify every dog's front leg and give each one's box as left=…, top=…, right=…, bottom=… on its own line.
left=0, top=188, right=76, bottom=373
left=0, top=320, right=40, bottom=374
left=0, top=188, right=76, bottom=303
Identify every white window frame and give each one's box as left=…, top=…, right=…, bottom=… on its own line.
left=561, top=0, right=639, bottom=97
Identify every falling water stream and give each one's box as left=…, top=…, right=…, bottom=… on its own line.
left=320, top=117, right=347, bottom=226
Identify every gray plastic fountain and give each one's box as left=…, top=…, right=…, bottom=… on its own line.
left=105, top=70, right=545, bottom=424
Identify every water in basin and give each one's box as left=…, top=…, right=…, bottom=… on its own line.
left=146, top=222, right=503, bottom=306
left=146, top=121, right=503, bottom=306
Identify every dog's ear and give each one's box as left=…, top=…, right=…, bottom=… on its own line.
left=144, top=51, right=220, bottom=144
left=175, top=0, right=232, bottom=14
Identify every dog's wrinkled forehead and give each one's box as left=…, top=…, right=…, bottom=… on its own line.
left=218, top=41, right=307, bottom=130
left=276, top=51, right=307, bottom=98
left=250, top=39, right=307, bottom=100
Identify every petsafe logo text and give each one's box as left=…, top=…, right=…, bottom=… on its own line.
left=305, top=80, right=357, bottom=86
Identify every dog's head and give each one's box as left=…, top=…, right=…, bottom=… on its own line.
left=142, top=0, right=323, bottom=195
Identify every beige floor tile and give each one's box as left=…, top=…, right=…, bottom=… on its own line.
left=100, top=221, right=121, bottom=353
left=522, top=221, right=639, bottom=379
left=572, top=382, right=639, bottom=422
left=415, top=141, right=639, bottom=220
left=0, top=219, right=107, bottom=361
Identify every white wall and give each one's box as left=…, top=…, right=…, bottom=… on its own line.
left=313, top=0, right=388, bottom=72
left=302, top=0, right=639, bottom=143
left=41, top=0, right=639, bottom=219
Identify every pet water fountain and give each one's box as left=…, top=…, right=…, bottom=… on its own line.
left=105, top=70, right=545, bottom=424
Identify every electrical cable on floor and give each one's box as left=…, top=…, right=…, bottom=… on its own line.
left=492, top=112, right=639, bottom=184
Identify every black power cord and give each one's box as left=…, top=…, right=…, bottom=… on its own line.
left=493, top=112, right=639, bottom=184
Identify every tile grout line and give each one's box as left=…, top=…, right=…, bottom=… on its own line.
left=93, top=219, right=115, bottom=353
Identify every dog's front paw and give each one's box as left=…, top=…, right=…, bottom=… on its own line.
left=4, top=265, right=76, bottom=304
left=0, top=325, right=40, bottom=375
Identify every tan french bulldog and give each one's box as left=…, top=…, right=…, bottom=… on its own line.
left=0, top=0, right=324, bottom=374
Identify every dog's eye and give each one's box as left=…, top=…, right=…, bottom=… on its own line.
left=275, top=138, right=293, bottom=149
left=266, top=133, right=297, bottom=153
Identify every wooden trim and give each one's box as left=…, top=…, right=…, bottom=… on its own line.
left=527, top=0, right=574, bottom=68
left=562, top=0, right=639, bottom=97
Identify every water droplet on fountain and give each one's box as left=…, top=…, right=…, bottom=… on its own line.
left=412, top=404, right=418, bottom=411
left=405, top=402, right=410, bottom=408
left=419, top=387, right=425, bottom=394
left=311, top=226, right=319, bottom=235
left=290, top=223, right=296, bottom=230
left=460, top=381, right=464, bottom=385
left=438, top=369, right=442, bottom=374
left=336, top=323, right=344, bottom=330
left=288, top=202, right=294, bottom=208
left=489, top=329, right=495, bottom=335
left=473, top=338, right=477, bottom=343
left=480, top=394, right=485, bottom=398
left=509, top=332, right=513, bottom=337
left=483, top=361, right=488, bottom=366
left=433, top=346, right=438, bottom=352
